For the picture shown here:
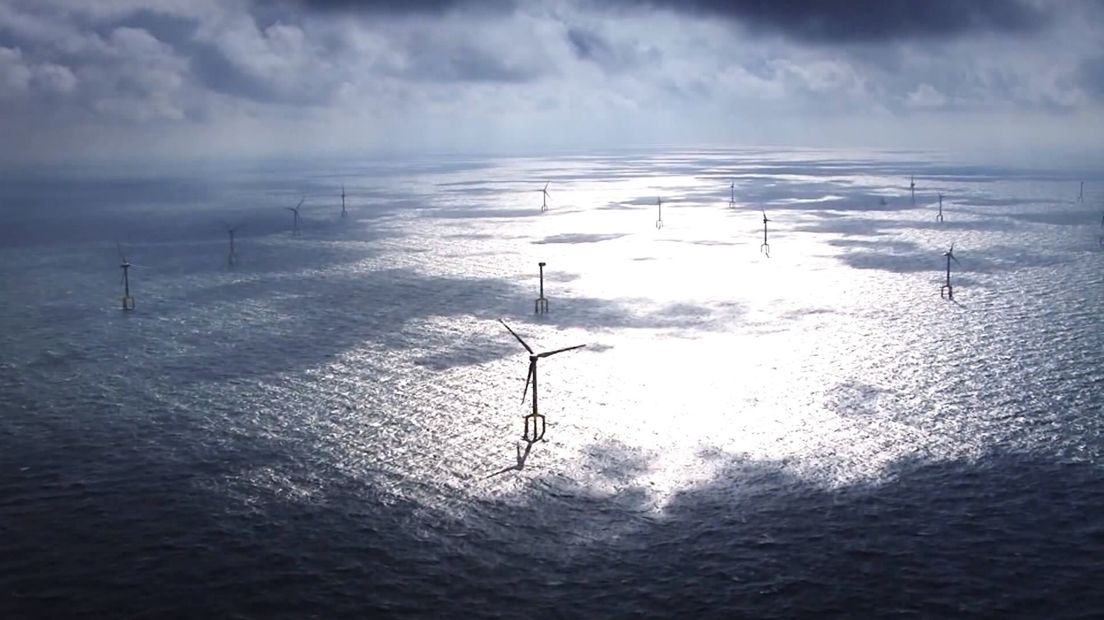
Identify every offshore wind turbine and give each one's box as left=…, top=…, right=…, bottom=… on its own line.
left=225, top=223, right=241, bottom=266
left=117, top=242, right=136, bottom=311
left=760, top=208, right=771, bottom=257
left=940, top=243, right=960, bottom=300
left=1079, top=181, right=1084, bottom=203
left=937, top=193, right=945, bottom=222
left=341, top=185, right=347, bottom=218
left=655, top=196, right=663, bottom=229
left=500, top=319, right=585, bottom=442
left=729, top=180, right=736, bottom=208
left=910, top=176, right=916, bottom=204
left=285, top=198, right=304, bottom=236
left=538, top=182, right=551, bottom=212
left=534, top=261, right=549, bottom=314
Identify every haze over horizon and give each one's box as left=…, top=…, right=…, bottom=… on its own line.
left=2, top=0, right=1103, bottom=165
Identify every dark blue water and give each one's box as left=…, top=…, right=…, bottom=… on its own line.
left=2, top=151, right=1103, bottom=618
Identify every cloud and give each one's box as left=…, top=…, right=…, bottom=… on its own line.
left=565, top=26, right=661, bottom=73
left=0, top=0, right=1102, bottom=163
left=603, top=0, right=1048, bottom=44
left=0, top=46, right=77, bottom=98
left=284, top=0, right=517, bottom=15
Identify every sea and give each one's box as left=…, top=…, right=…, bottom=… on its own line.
left=1, top=148, right=1102, bottom=618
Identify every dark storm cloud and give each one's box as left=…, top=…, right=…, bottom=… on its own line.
left=566, top=27, right=659, bottom=73
left=404, top=41, right=536, bottom=83
left=1078, top=55, right=1104, bottom=99
left=282, top=0, right=516, bottom=15
left=603, top=0, right=1047, bottom=43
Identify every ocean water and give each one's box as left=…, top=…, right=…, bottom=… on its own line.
left=1, top=149, right=1102, bottom=618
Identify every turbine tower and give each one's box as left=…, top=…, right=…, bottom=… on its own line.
left=225, top=223, right=241, bottom=266
left=760, top=209, right=771, bottom=257
left=341, top=185, right=347, bottom=218
left=500, top=319, right=585, bottom=442
left=910, top=176, right=916, bottom=204
left=937, top=193, right=944, bottom=222
left=729, top=180, right=736, bottom=208
left=534, top=262, right=549, bottom=315
left=655, top=197, right=663, bottom=229
left=117, top=242, right=136, bottom=311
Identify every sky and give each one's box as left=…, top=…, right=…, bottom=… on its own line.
left=1, top=0, right=1103, bottom=164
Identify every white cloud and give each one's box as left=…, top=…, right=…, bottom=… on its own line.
left=906, top=84, right=947, bottom=108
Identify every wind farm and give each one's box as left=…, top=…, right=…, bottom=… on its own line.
left=5, top=147, right=1102, bottom=620
left=3, top=1, right=1103, bottom=616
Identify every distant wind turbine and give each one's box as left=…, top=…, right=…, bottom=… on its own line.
left=655, top=197, right=663, bottom=229
left=538, top=182, right=551, bottom=212
left=1079, top=181, right=1084, bottom=203
left=223, top=222, right=242, bottom=267
left=937, top=193, right=944, bottom=223
left=760, top=208, right=771, bottom=257
left=285, top=198, right=304, bottom=236
left=940, top=244, right=960, bottom=300
left=500, top=319, right=585, bottom=442
left=341, top=185, right=347, bottom=218
left=729, top=180, right=736, bottom=208
left=117, top=242, right=136, bottom=311
left=534, top=261, right=549, bottom=315
left=910, top=176, right=916, bottom=204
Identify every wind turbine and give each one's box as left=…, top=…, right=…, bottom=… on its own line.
left=910, top=176, right=916, bottom=204
left=117, top=242, right=136, bottom=311
left=538, top=182, right=551, bottom=213
left=937, top=192, right=944, bottom=222
left=499, top=319, right=585, bottom=442
left=285, top=198, right=304, bottom=236
left=655, top=196, right=663, bottom=229
left=224, top=223, right=242, bottom=266
left=940, top=243, right=960, bottom=300
left=534, top=261, right=549, bottom=314
left=760, top=208, right=771, bottom=257
left=729, top=180, right=736, bottom=208
left=1079, top=181, right=1084, bottom=203
left=341, top=185, right=347, bottom=218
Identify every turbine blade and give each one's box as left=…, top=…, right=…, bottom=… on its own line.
left=544, top=182, right=549, bottom=191
left=499, top=319, right=533, bottom=354
left=522, top=362, right=534, bottom=403
left=297, top=198, right=305, bottom=209
left=537, top=344, right=586, bottom=358
left=116, top=241, right=127, bottom=262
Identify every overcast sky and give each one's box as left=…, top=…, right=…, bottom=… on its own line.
left=1, top=0, right=1102, bottom=164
